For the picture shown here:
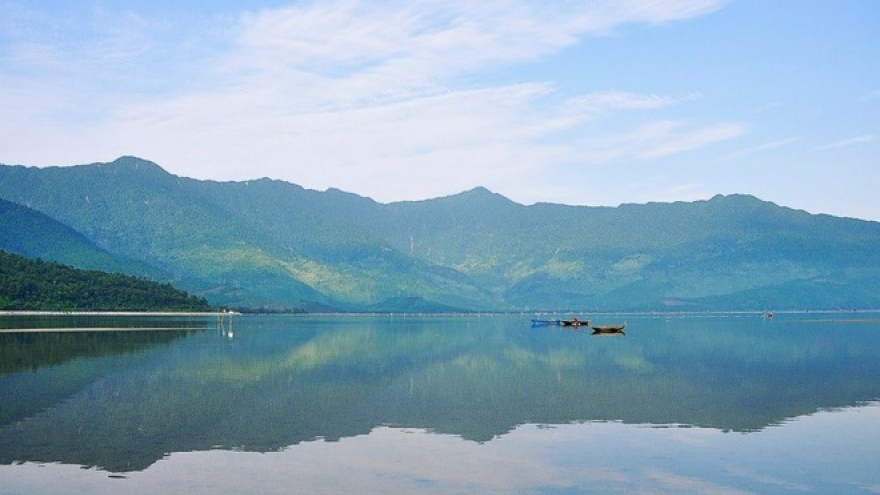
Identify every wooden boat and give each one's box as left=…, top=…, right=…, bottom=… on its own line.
left=590, top=323, right=626, bottom=334
left=562, top=319, right=588, bottom=327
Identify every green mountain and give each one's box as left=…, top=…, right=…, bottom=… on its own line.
left=362, top=189, right=880, bottom=310
left=0, top=197, right=164, bottom=279
left=1, top=156, right=878, bottom=311
left=0, top=158, right=491, bottom=311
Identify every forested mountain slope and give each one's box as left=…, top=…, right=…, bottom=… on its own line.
left=0, top=198, right=164, bottom=279
left=2, top=156, right=878, bottom=311
left=0, top=250, right=211, bottom=311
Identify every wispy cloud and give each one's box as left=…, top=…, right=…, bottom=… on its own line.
left=817, top=135, right=878, bottom=150
left=0, top=0, right=732, bottom=202
left=3, top=0, right=878, bottom=221
left=638, top=122, right=746, bottom=159
left=221, top=0, right=721, bottom=113
left=574, top=120, right=747, bottom=164
left=566, top=91, right=702, bottom=114
left=722, top=136, right=802, bottom=159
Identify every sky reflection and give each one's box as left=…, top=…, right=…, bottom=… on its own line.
left=3, top=403, right=879, bottom=495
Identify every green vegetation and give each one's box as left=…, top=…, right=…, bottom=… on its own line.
left=0, top=197, right=163, bottom=278
left=1, top=156, right=879, bottom=311
left=0, top=250, right=212, bottom=311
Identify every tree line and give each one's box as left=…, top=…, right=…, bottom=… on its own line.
left=0, top=250, right=212, bottom=311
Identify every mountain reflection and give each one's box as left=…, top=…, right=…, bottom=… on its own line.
left=1, top=313, right=879, bottom=473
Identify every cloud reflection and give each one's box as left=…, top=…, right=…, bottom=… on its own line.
left=4, top=405, right=880, bottom=495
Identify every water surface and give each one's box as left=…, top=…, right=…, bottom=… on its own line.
left=1, top=312, right=879, bottom=493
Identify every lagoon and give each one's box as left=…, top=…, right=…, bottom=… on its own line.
left=1, top=312, right=879, bottom=494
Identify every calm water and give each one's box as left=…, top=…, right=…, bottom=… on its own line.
left=1, top=312, right=880, bottom=494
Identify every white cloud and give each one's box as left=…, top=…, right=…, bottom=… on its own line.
left=566, top=91, right=702, bottom=113
left=722, top=136, right=802, bottom=159
left=817, top=135, right=878, bottom=150
left=220, top=0, right=722, bottom=112
left=638, top=123, right=746, bottom=159
left=570, top=120, right=746, bottom=165
left=3, top=1, right=879, bottom=222
left=0, top=0, right=732, bottom=202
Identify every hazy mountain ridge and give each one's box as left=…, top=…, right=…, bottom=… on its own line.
left=1, top=156, right=878, bottom=311
left=0, top=197, right=163, bottom=278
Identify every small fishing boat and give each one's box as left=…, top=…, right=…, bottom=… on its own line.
left=530, top=319, right=558, bottom=326
left=531, top=318, right=589, bottom=327
left=560, top=318, right=587, bottom=327
left=590, top=323, right=626, bottom=335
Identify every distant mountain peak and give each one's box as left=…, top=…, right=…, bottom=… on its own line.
left=107, top=156, right=167, bottom=172
left=86, top=156, right=175, bottom=183
left=462, top=186, right=498, bottom=196
left=708, top=193, right=762, bottom=203
left=448, top=186, right=517, bottom=204
left=705, top=193, right=794, bottom=215
left=464, top=186, right=493, bottom=194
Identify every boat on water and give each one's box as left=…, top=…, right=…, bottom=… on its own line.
left=560, top=319, right=587, bottom=327
left=590, top=323, right=626, bottom=335
left=531, top=318, right=589, bottom=327
left=530, top=319, right=557, bottom=326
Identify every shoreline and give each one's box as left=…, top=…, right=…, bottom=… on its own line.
left=0, top=326, right=209, bottom=333
left=1, top=309, right=878, bottom=318
left=0, top=311, right=235, bottom=333
left=0, top=311, right=234, bottom=317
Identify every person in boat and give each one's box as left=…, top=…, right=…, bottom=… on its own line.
left=572, top=317, right=580, bottom=326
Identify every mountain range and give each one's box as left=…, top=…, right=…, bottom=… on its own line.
left=2, top=156, right=879, bottom=312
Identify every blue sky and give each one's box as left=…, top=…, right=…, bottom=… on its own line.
left=1, top=0, right=878, bottom=220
